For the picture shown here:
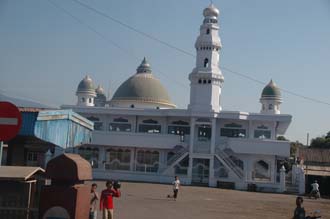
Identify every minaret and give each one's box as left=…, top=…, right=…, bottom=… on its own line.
left=188, top=4, right=224, bottom=112
left=76, top=75, right=96, bottom=107
left=260, top=80, right=282, bottom=114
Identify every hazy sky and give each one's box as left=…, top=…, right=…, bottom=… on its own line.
left=1, top=0, right=330, bottom=143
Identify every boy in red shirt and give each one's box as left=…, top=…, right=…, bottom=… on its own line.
left=100, top=180, right=121, bottom=219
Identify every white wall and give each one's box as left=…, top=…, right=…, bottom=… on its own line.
left=228, top=138, right=290, bottom=157
left=92, top=131, right=188, bottom=149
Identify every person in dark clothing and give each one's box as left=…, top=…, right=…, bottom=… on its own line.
left=293, top=196, right=305, bottom=219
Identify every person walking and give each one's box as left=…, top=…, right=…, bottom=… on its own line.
left=90, top=183, right=99, bottom=219
left=100, top=180, right=121, bottom=219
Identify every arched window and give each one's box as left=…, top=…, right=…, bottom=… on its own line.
left=82, top=97, right=85, bottom=102
left=203, top=79, right=207, bottom=84
left=198, top=79, right=202, bottom=84
left=130, top=104, right=135, bottom=108
left=135, top=150, right=160, bottom=172
left=203, top=58, right=209, bottom=68
left=206, top=28, right=210, bottom=34
left=269, top=104, right=273, bottom=110
left=105, top=148, right=131, bottom=170
left=253, top=160, right=271, bottom=181
left=208, top=79, right=211, bottom=84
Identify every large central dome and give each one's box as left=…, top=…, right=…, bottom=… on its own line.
left=110, top=58, right=176, bottom=109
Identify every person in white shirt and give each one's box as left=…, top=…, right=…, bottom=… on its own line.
left=311, top=180, right=319, bottom=192
left=167, top=176, right=180, bottom=200
left=309, top=180, right=320, bottom=199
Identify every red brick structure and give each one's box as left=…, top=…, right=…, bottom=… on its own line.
left=39, top=153, right=92, bottom=219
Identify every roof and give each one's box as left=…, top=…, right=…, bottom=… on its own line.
left=111, top=58, right=176, bottom=108
left=261, top=80, right=281, bottom=98
left=76, top=75, right=96, bottom=95
left=46, top=153, right=92, bottom=181
left=304, top=165, right=330, bottom=176
left=0, top=92, right=53, bottom=110
left=298, top=148, right=330, bottom=166
left=36, top=109, right=94, bottom=129
left=0, top=166, right=45, bottom=181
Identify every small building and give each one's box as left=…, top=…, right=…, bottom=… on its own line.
left=298, top=148, right=330, bottom=196
left=7, top=109, right=93, bottom=168
left=0, top=166, right=45, bottom=219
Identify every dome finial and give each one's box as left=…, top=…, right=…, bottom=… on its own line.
left=136, top=57, right=152, bottom=74
left=203, top=4, right=219, bottom=18
left=261, top=79, right=281, bottom=98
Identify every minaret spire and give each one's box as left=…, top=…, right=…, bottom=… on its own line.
left=188, top=4, right=224, bottom=112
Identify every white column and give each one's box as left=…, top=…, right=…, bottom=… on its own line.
left=271, top=157, right=276, bottom=183
left=248, top=120, right=254, bottom=139
left=187, top=156, right=193, bottom=184
left=279, top=165, right=286, bottom=193
left=98, top=146, right=105, bottom=170
left=247, top=157, right=253, bottom=182
left=209, top=156, right=216, bottom=187
left=210, top=118, right=216, bottom=154
left=298, top=167, right=305, bottom=195
left=130, top=148, right=135, bottom=171
left=272, top=121, right=277, bottom=140
left=189, top=118, right=196, bottom=154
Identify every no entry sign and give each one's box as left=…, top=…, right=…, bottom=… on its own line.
left=0, top=102, right=22, bottom=141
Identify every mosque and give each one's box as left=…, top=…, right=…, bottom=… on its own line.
left=62, top=4, right=292, bottom=191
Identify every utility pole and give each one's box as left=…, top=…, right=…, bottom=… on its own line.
left=306, top=132, right=309, bottom=147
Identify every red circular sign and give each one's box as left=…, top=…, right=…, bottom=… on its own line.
left=0, top=102, right=22, bottom=141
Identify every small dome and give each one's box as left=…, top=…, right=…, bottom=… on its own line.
left=95, top=85, right=106, bottom=107
left=110, top=58, right=176, bottom=109
left=95, top=85, right=105, bottom=95
left=261, top=80, right=281, bottom=98
left=203, top=4, right=219, bottom=18
left=76, top=75, right=96, bottom=95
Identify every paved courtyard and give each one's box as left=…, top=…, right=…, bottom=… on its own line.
left=89, top=181, right=330, bottom=219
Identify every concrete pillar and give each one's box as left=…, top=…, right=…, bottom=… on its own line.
left=292, top=165, right=297, bottom=185
left=271, top=157, right=276, bottom=183
left=279, top=165, right=286, bottom=192
left=298, top=167, right=305, bottom=195
left=98, top=146, right=105, bottom=170
left=210, top=118, right=216, bottom=154
left=130, top=148, right=135, bottom=171
left=189, top=118, right=196, bottom=154
left=248, top=120, right=254, bottom=139
left=187, top=156, right=193, bottom=184
left=209, top=156, right=216, bottom=187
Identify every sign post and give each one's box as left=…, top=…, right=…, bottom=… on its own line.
left=0, top=141, right=3, bottom=166
left=0, top=102, right=22, bottom=166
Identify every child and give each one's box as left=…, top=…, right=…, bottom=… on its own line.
left=167, top=176, right=180, bottom=200
left=90, top=183, right=99, bottom=219
left=293, top=196, right=305, bottom=219
left=100, top=180, right=121, bottom=219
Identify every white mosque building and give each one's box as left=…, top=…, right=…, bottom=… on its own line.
left=62, top=4, right=292, bottom=191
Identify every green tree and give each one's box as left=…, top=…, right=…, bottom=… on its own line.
left=277, top=136, right=288, bottom=141
left=310, top=131, right=330, bottom=148
left=290, top=141, right=303, bottom=157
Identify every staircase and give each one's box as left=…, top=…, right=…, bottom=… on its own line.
left=159, top=146, right=189, bottom=174
left=215, top=147, right=244, bottom=179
